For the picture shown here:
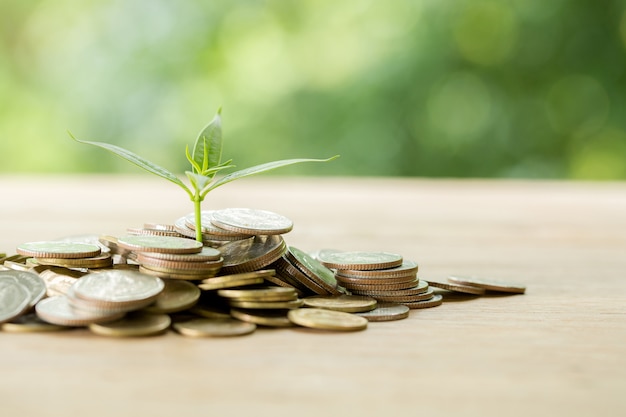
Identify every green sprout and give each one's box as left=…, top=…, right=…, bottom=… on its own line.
left=69, top=108, right=338, bottom=242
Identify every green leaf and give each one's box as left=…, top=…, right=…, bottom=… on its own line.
left=185, top=145, right=202, bottom=174
left=185, top=171, right=211, bottom=194
left=203, top=155, right=339, bottom=197
left=193, top=108, right=222, bottom=178
left=69, top=132, right=192, bottom=196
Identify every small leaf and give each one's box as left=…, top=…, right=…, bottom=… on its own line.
left=185, top=171, right=211, bottom=193
left=186, top=145, right=202, bottom=174
left=69, top=132, right=192, bottom=196
left=203, top=156, right=339, bottom=197
left=193, top=109, right=222, bottom=177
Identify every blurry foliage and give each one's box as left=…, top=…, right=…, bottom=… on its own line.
left=1, top=0, right=625, bottom=179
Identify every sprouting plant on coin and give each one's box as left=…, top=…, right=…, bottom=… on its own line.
left=69, top=108, right=338, bottom=242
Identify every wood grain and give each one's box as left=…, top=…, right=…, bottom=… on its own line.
left=1, top=176, right=625, bottom=416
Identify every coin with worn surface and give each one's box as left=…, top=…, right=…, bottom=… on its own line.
left=288, top=308, right=368, bottom=331
left=0, top=270, right=47, bottom=307
left=230, top=308, right=294, bottom=327
left=71, top=270, right=165, bottom=308
left=336, top=260, right=419, bottom=279
left=448, top=276, right=526, bottom=294
left=143, top=280, right=201, bottom=313
left=317, top=250, right=403, bottom=271
left=302, top=295, right=377, bottom=313
left=210, top=208, right=293, bottom=235
left=228, top=299, right=303, bottom=309
left=355, top=303, right=410, bottom=322
left=426, top=279, right=486, bottom=295
left=1, top=313, right=68, bottom=332
left=117, top=235, right=203, bottom=254
left=35, top=296, right=125, bottom=326
left=173, top=317, right=256, bottom=337
left=89, top=312, right=171, bottom=337
left=16, top=241, right=101, bottom=259
left=402, top=294, right=443, bottom=309
left=218, top=287, right=297, bottom=302
left=0, top=280, right=30, bottom=323
left=286, top=247, right=341, bottom=295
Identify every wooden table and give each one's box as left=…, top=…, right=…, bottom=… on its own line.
left=1, top=176, right=625, bottom=416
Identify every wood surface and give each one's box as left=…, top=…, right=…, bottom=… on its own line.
left=1, top=175, right=625, bottom=416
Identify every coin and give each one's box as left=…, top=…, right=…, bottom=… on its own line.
left=117, top=235, right=203, bottom=254
left=288, top=308, right=368, bottom=331
left=34, top=253, right=113, bottom=269
left=426, top=279, right=486, bottom=295
left=184, top=211, right=253, bottom=237
left=0, top=280, right=30, bottom=323
left=126, top=227, right=184, bottom=238
left=35, top=296, right=125, bottom=326
left=198, top=277, right=265, bottom=291
left=173, top=318, right=256, bottom=337
left=355, top=303, right=410, bottom=322
left=218, top=287, right=298, bottom=302
left=71, top=270, right=165, bottom=309
left=448, top=276, right=526, bottom=294
left=350, top=280, right=429, bottom=297
left=317, top=250, right=403, bottom=271
left=17, top=241, right=102, bottom=259
left=1, top=313, right=68, bottom=333
left=210, top=208, right=293, bottom=235
left=188, top=305, right=232, bottom=319
left=89, top=312, right=171, bottom=337
left=273, top=256, right=329, bottom=295
left=402, top=294, right=443, bottom=309
left=228, top=299, right=304, bottom=310
left=230, top=308, right=294, bottom=328
left=136, top=256, right=223, bottom=271
left=286, top=247, right=341, bottom=295
left=143, top=280, right=201, bottom=314
left=367, top=288, right=435, bottom=303
left=219, top=235, right=286, bottom=274
left=136, top=246, right=222, bottom=262
left=0, top=270, right=47, bottom=307
left=336, top=260, right=419, bottom=279
left=138, top=265, right=219, bottom=281
left=302, top=295, right=377, bottom=313
left=335, top=273, right=418, bottom=286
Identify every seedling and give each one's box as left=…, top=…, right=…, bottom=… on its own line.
left=69, top=108, right=338, bottom=242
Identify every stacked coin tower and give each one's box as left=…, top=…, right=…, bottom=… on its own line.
left=0, top=207, right=525, bottom=337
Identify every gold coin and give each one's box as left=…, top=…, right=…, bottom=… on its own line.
left=188, top=305, right=232, bottom=319
left=448, top=276, right=526, bottom=294
left=287, top=308, right=368, bottom=331
left=302, top=295, right=377, bottom=313
left=1, top=313, right=68, bottom=332
left=89, top=312, right=171, bottom=337
left=34, top=253, right=113, bottom=269
left=355, top=303, right=410, bottom=322
left=0, top=280, right=30, bottom=323
left=229, top=299, right=304, bottom=310
left=16, top=241, right=102, bottom=259
left=317, top=251, right=403, bottom=271
left=286, top=247, right=341, bottom=295
left=218, top=287, right=297, bottom=302
left=230, top=308, right=294, bottom=328
left=335, top=273, right=418, bottom=286
left=402, top=294, right=443, bottom=309
left=173, top=317, right=256, bottom=337
left=3, top=260, right=32, bottom=272
left=367, top=288, right=435, bottom=303
left=210, top=208, right=293, bottom=235
left=426, top=279, right=486, bottom=295
left=351, top=280, right=429, bottom=297
left=35, top=296, right=125, bottom=327
left=336, top=261, right=419, bottom=279
left=339, top=278, right=422, bottom=292
left=143, top=280, right=201, bottom=314
left=117, top=235, right=203, bottom=254
left=262, top=273, right=305, bottom=297
left=137, top=256, right=223, bottom=271
left=273, top=256, right=329, bottom=295
left=198, top=277, right=265, bottom=291
left=139, top=265, right=219, bottom=281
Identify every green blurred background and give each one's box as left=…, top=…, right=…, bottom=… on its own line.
left=1, top=0, right=625, bottom=179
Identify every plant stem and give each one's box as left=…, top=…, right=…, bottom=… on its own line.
left=193, top=193, right=203, bottom=242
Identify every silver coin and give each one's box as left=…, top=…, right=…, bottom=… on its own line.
left=35, top=296, right=125, bottom=327
left=317, top=250, right=403, bottom=270
left=71, top=270, right=165, bottom=305
left=210, top=208, right=293, bottom=235
left=0, top=280, right=30, bottom=323
left=0, top=270, right=46, bottom=307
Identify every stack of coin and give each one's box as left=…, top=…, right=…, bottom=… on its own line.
left=126, top=223, right=186, bottom=238
left=317, top=250, right=443, bottom=309
left=110, top=235, right=223, bottom=280
left=16, top=241, right=113, bottom=270
left=174, top=211, right=252, bottom=245
left=218, top=286, right=302, bottom=328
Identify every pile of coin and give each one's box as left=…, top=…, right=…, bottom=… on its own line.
left=0, top=207, right=526, bottom=337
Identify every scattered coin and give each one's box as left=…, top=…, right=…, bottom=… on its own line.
left=89, top=312, right=171, bottom=337
left=448, top=276, right=526, bottom=294
left=355, top=303, right=410, bottom=322
left=0, top=280, right=30, bottom=323
left=35, top=296, right=125, bottom=327
left=302, top=295, right=377, bottom=313
left=286, top=246, right=341, bottom=295
left=198, top=277, right=265, bottom=291
left=317, top=250, right=403, bottom=271
left=288, top=308, right=368, bottom=331
left=228, top=299, right=304, bottom=310
left=210, top=208, right=293, bottom=235
left=218, top=287, right=298, bottom=302
left=173, top=317, right=256, bottom=337
left=1, top=313, right=69, bottom=333
left=0, top=270, right=47, bottom=307
left=426, top=279, right=486, bottom=295
left=17, top=241, right=102, bottom=259
left=230, top=308, right=294, bottom=328
left=402, top=294, right=443, bottom=309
